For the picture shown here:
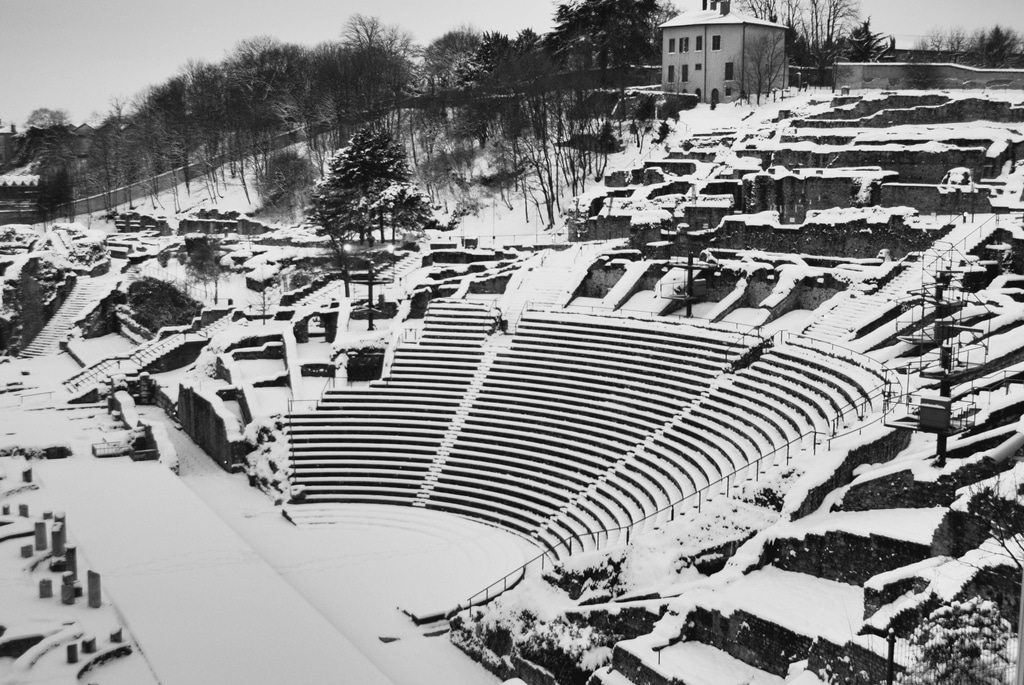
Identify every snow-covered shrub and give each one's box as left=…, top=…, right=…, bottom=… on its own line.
left=900, top=596, right=1014, bottom=685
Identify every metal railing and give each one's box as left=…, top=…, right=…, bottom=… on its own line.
left=452, top=336, right=899, bottom=617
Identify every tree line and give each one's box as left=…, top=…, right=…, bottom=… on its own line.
left=13, top=0, right=1022, bottom=223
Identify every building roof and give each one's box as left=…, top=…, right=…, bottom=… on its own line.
left=0, top=175, right=39, bottom=187
left=660, top=9, right=788, bottom=30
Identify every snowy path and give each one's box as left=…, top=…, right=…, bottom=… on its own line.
left=32, top=457, right=394, bottom=685
left=140, top=407, right=526, bottom=685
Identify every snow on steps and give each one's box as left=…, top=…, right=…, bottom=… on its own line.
left=18, top=276, right=120, bottom=358
left=500, top=242, right=618, bottom=331
left=595, top=641, right=784, bottom=685
left=62, top=308, right=239, bottom=395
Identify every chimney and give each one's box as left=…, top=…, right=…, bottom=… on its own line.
left=721, top=1, right=730, bottom=14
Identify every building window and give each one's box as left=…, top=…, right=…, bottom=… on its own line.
left=669, top=38, right=676, bottom=53
left=710, top=0, right=718, bottom=9
left=681, top=64, right=689, bottom=82
left=712, top=35, right=721, bottom=51
left=725, top=61, right=734, bottom=80
left=695, top=63, right=702, bottom=71
left=668, top=65, right=675, bottom=82
left=696, top=35, right=703, bottom=51
left=681, top=37, right=690, bottom=52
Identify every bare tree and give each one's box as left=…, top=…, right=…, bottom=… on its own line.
left=742, top=33, right=788, bottom=104
left=801, top=0, right=860, bottom=72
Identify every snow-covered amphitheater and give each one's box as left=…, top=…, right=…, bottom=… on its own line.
left=3, top=88, right=1024, bottom=685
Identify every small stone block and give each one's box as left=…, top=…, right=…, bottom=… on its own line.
left=22, top=467, right=32, bottom=483
left=61, top=583, right=75, bottom=605
left=82, top=637, right=97, bottom=654
left=34, top=521, right=47, bottom=551
left=110, top=627, right=123, bottom=643
left=73, top=581, right=83, bottom=598
left=87, top=570, right=102, bottom=608
left=39, top=578, right=53, bottom=598
left=49, top=556, right=67, bottom=573
left=62, top=571, right=75, bottom=586
left=20, top=544, right=32, bottom=558
left=1, top=504, right=9, bottom=515
left=66, top=642, right=78, bottom=663
left=43, top=511, right=52, bottom=520
left=18, top=504, right=28, bottom=517
left=51, top=522, right=65, bottom=556
left=65, top=545, right=77, bottom=580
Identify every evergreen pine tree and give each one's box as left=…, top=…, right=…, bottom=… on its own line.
left=845, top=19, right=890, bottom=62
left=310, top=125, right=414, bottom=253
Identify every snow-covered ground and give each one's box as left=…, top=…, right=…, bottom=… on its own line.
left=1, top=391, right=537, bottom=684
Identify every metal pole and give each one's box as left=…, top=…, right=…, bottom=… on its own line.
left=887, top=628, right=896, bottom=685
left=367, top=263, right=375, bottom=331
left=1016, top=565, right=1024, bottom=685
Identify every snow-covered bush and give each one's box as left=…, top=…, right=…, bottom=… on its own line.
left=900, top=596, right=1014, bottom=685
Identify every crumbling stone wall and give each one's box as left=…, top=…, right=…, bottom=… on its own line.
left=688, top=213, right=944, bottom=259
left=684, top=606, right=813, bottom=677
left=770, top=146, right=987, bottom=185
left=764, top=530, right=932, bottom=585
left=176, top=385, right=248, bottom=471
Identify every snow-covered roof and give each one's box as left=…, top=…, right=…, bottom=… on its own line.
left=0, top=175, right=39, bottom=187
left=660, top=9, right=787, bottom=30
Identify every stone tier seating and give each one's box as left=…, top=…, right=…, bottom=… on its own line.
left=287, top=304, right=888, bottom=557
left=541, top=334, right=890, bottom=551
left=448, top=312, right=750, bottom=550
left=288, top=299, right=497, bottom=507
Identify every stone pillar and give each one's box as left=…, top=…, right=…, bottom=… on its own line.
left=18, top=503, right=28, bottom=517
left=22, top=467, right=32, bottom=482
left=1, top=504, right=9, bottom=515
left=87, top=570, right=101, bottom=608
left=39, top=578, right=53, bottom=598
left=51, top=522, right=65, bottom=556
left=34, top=521, right=47, bottom=551
left=61, top=583, right=75, bottom=605
left=110, top=628, right=123, bottom=643
left=65, top=545, right=77, bottom=580
left=66, top=642, right=78, bottom=663
left=82, top=636, right=97, bottom=654
left=20, top=544, right=33, bottom=558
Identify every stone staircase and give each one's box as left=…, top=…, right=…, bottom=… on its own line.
left=62, top=308, right=238, bottom=395
left=18, top=277, right=120, bottom=358
left=379, top=250, right=423, bottom=288
left=500, top=242, right=614, bottom=331
left=413, top=345, right=500, bottom=509
left=801, top=262, right=923, bottom=343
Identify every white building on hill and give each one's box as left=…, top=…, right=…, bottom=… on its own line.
left=660, top=0, right=788, bottom=105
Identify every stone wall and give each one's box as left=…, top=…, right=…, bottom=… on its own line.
left=794, top=428, right=912, bottom=519
left=770, top=146, right=988, bottom=185
left=689, top=213, right=944, bottom=260
left=880, top=183, right=989, bottom=215
left=795, top=95, right=1024, bottom=129
left=577, top=263, right=629, bottom=299
left=176, top=385, right=249, bottom=471
left=807, top=637, right=892, bottom=685
left=764, top=530, right=932, bottom=586
left=836, top=62, right=1024, bottom=93
left=1, top=256, right=76, bottom=355
left=838, top=451, right=1014, bottom=512
left=684, top=606, right=813, bottom=677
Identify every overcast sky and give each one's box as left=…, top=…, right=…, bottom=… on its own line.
left=1, top=0, right=1020, bottom=127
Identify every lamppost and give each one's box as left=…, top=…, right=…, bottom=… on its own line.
left=344, top=244, right=394, bottom=331
left=341, top=243, right=352, bottom=298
